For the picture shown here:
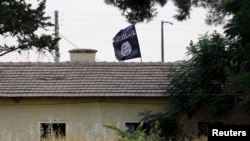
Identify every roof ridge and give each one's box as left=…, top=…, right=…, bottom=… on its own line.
left=0, top=61, right=182, bottom=66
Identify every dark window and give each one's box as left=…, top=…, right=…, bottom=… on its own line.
left=40, top=123, right=66, bottom=140
left=125, top=122, right=150, bottom=135
left=125, top=122, right=140, bottom=133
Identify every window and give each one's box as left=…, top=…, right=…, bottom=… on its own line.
left=40, top=123, right=66, bottom=140
left=125, top=122, right=150, bottom=135
left=125, top=122, right=140, bottom=133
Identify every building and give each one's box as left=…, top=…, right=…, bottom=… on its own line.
left=0, top=49, right=175, bottom=141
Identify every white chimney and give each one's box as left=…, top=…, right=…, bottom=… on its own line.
left=69, top=48, right=97, bottom=62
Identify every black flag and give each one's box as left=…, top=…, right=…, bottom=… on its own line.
left=113, top=25, right=141, bottom=61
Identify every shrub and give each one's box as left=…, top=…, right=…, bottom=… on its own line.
left=103, top=121, right=163, bottom=141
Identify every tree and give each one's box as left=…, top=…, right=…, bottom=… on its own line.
left=223, top=0, right=250, bottom=72
left=168, top=32, right=234, bottom=117
left=0, top=0, right=59, bottom=57
left=104, top=0, right=225, bottom=24
left=104, top=0, right=167, bottom=23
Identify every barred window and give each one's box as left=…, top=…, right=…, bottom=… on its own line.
left=40, top=123, right=66, bottom=140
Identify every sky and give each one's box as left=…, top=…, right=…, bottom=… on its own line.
left=0, top=0, right=224, bottom=63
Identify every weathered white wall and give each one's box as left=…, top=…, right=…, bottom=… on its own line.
left=0, top=97, right=166, bottom=141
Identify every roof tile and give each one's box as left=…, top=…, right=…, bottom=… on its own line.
left=0, top=62, right=180, bottom=97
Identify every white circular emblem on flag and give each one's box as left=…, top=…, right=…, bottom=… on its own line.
left=121, top=41, right=132, bottom=57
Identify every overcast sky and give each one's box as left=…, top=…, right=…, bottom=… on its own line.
left=0, top=0, right=224, bottom=63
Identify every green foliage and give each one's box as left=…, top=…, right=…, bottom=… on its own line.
left=139, top=110, right=181, bottom=140
left=226, top=72, right=250, bottom=95
left=103, top=121, right=163, bottom=141
left=166, top=32, right=240, bottom=118
left=172, top=0, right=225, bottom=24
left=105, top=0, right=167, bottom=23
left=225, top=72, right=250, bottom=114
left=186, top=32, right=229, bottom=94
left=0, top=0, right=59, bottom=57
left=168, top=32, right=229, bottom=97
left=223, top=0, right=250, bottom=72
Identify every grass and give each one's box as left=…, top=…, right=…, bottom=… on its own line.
left=192, top=136, right=207, bottom=141
left=40, top=136, right=80, bottom=141
left=40, top=135, right=208, bottom=141
left=40, top=133, right=117, bottom=141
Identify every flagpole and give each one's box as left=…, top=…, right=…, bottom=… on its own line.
left=161, top=20, right=173, bottom=63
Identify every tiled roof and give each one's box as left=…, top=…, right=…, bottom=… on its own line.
left=0, top=62, right=179, bottom=97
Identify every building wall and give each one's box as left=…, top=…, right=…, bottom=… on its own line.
left=0, top=97, right=167, bottom=141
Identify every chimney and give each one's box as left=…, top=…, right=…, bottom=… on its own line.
left=69, top=48, right=97, bottom=62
